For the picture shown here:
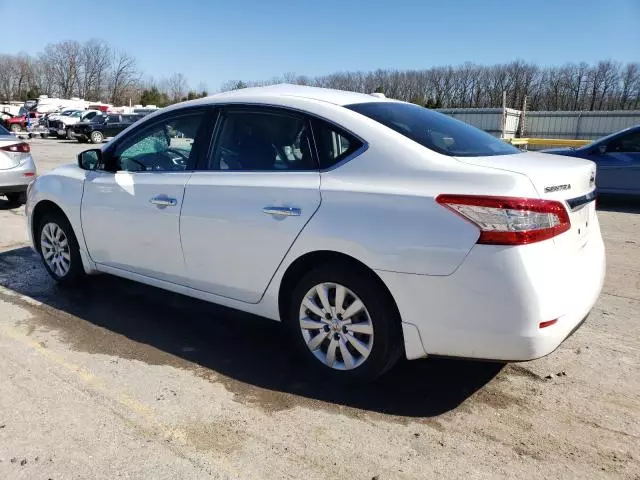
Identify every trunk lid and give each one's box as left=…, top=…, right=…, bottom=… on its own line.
left=456, top=151, right=597, bottom=249
left=456, top=151, right=596, bottom=200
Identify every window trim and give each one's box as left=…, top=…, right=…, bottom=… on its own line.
left=309, top=117, right=367, bottom=172
left=200, top=105, right=320, bottom=172
left=105, top=106, right=214, bottom=173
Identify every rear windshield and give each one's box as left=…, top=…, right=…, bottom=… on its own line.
left=0, top=124, right=10, bottom=135
left=346, top=102, right=520, bottom=157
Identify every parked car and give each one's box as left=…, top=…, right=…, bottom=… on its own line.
left=72, top=113, right=144, bottom=143
left=48, top=110, right=101, bottom=139
left=4, top=111, right=41, bottom=133
left=26, top=85, right=605, bottom=381
left=1, top=111, right=14, bottom=124
left=542, top=125, right=640, bottom=196
left=0, top=123, right=36, bottom=205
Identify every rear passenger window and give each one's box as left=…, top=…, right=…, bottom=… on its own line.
left=312, top=120, right=363, bottom=169
left=209, top=111, right=317, bottom=171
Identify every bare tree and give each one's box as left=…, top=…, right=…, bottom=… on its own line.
left=79, top=39, right=112, bottom=100
left=108, top=51, right=138, bottom=105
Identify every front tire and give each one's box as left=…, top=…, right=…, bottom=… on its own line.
left=89, top=131, right=103, bottom=144
left=287, top=264, right=402, bottom=382
left=38, top=213, right=84, bottom=285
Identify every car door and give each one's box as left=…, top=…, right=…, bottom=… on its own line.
left=81, top=109, right=209, bottom=283
left=102, top=115, right=122, bottom=137
left=180, top=107, right=321, bottom=303
left=594, top=130, right=640, bottom=194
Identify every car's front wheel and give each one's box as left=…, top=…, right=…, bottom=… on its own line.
left=89, top=131, right=103, bottom=144
left=288, top=264, right=402, bottom=382
left=38, top=213, right=84, bottom=284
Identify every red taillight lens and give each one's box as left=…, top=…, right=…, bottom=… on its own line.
left=539, top=319, right=558, bottom=329
left=436, top=195, right=571, bottom=245
left=0, top=142, right=30, bottom=153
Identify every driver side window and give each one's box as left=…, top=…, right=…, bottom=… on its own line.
left=116, top=112, right=205, bottom=172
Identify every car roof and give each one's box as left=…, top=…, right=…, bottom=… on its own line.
left=209, top=84, right=391, bottom=106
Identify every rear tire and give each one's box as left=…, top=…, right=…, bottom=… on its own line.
left=37, top=212, right=84, bottom=285
left=287, top=263, right=402, bottom=382
left=89, top=131, right=103, bottom=144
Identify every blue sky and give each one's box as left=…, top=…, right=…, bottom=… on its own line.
left=1, top=0, right=638, bottom=90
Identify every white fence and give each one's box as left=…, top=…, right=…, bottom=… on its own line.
left=436, top=108, right=640, bottom=140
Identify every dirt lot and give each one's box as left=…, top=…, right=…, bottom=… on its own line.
left=0, top=138, right=639, bottom=479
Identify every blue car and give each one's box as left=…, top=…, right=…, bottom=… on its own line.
left=543, top=125, right=640, bottom=196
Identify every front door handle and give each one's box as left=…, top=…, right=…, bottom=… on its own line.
left=150, top=196, right=177, bottom=207
left=263, top=206, right=302, bottom=217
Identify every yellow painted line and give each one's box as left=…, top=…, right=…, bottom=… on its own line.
left=0, top=290, right=240, bottom=477
left=503, top=137, right=592, bottom=147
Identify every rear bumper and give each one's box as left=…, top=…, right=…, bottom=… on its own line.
left=378, top=218, right=606, bottom=361
left=0, top=157, right=37, bottom=194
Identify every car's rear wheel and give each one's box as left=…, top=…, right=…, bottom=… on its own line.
left=90, top=131, right=103, bottom=144
left=38, top=213, right=84, bottom=284
left=288, top=264, right=402, bottom=382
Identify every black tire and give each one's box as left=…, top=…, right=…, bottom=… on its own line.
left=5, top=192, right=25, bottom=205
left=287, top=263, right=402, bottom=382
left=37, top=212, right=84, bottom=285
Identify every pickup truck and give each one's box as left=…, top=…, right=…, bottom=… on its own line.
left=72, top=113, right=144, bottom=143
left=4, top=111, right=41, bottom=133
left=48, top=110, right=101, bottom=139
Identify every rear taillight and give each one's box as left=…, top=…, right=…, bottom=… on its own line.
left=436, top=195, right=571, bottom=245
left=0, top=142, right=30, bottom=153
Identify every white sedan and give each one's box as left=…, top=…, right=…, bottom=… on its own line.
left=26, top=85, right=605, bottom=381
left=1, top=124, right=36, bottom=205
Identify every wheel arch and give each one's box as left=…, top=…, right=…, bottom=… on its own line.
left=277, top=250, right=404, bottom=343
left=31, top=200, right=69, bottom=253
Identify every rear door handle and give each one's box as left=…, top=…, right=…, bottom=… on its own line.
left=150, top=196, right=177, bottom=207
left=263, top=206, right=302, bottom=217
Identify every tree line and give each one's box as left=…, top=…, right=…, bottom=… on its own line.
left=0, top=40, right=207, bottom=107
left=2, top=39, right=638, bottom=111
left=223, top=60, right=640, bottom=111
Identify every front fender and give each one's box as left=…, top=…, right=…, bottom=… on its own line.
left=26, top=166, right=97, bottom=273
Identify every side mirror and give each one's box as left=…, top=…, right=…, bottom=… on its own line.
left=78, top=149, right=102, bottom=170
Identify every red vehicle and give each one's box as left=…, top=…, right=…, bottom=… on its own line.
left=4, top=111, right=41, bottom=133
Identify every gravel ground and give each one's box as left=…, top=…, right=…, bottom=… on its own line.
left=0, top=138, right=639, bottom=479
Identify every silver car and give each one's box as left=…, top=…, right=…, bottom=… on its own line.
left=0, top=124, right=37, bottom=205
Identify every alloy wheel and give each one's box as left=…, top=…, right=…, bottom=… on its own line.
left=298, top=282, right=374, bottom=370
left=40, top=222, right=71, bottom=278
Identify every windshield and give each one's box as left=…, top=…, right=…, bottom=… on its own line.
left=70, top=111, right=83, bottom=118
left=346, top=102, right=520, bottom=157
